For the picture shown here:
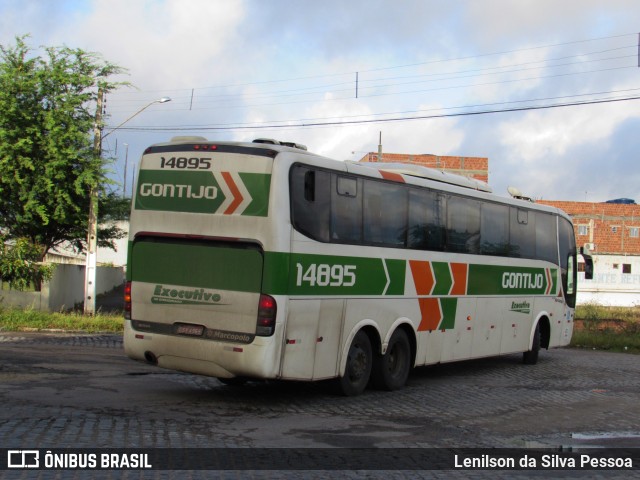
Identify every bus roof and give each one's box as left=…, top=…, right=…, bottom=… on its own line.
left=348, top=161, right=493, bottom=193
left=142, top=137, right=569, bottom=220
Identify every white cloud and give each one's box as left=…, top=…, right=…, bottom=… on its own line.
left=71, top=0, right=246, bottom=90
left=499, top=98, right=639, bottom=163
left=2, top=0, right=639, bottom=202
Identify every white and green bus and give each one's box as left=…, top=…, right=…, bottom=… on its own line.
left=124, top=137, right=593, bottom=395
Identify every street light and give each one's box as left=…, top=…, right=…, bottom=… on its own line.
left=84, top=96, right=171, bottom=314
left=103, top=97, right=172, bottom=140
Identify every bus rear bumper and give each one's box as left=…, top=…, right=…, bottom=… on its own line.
left=123, top=320, right=281, bottom=379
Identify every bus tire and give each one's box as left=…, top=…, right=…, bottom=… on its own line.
left=372, top=329, right=411, bottom=391
left=217, top=377, right=247, bottom=386
left=337, top=330, right=372, bottom=396
left=523, top=322, right=541, bottom=365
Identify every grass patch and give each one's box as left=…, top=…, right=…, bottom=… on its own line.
left=1, top=301, right=638, bottom=353
left=0, top=306, right=123, bottom=333
left=571, top=304, right=640, bottom=354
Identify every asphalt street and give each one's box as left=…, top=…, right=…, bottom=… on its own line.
left=0, top=333, right=638, bottom=479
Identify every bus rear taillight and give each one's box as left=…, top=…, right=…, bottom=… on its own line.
left=256, top=294, right=277, bottom=336
left=124, top=282, right=132, bottom=320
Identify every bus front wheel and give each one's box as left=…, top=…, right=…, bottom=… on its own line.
left=337, top=330, right=372, bottom=396
left=372, top=329, right=411, bottom=391
left=523, top=322, right=541, bottom=365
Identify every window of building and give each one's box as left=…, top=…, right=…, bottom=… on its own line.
left=578, top=225, right=589, bottom=236
left=623, top=264, right=632, bottom=274
left=630, top=227, right=639, bottom=238
left=612, top=226, right=619, bottom=234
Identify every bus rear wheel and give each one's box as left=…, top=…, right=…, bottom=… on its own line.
left=337, top=330, right=372, bottom=396
left=217, top=377, right=247, bottom=386
left=372, top=329, right=411, bottom=391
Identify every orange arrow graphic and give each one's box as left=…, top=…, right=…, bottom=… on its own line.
left=221, top=172, right=244, bottom=214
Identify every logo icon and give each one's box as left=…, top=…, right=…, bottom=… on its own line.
left=7, top=450, right=39, bottom=468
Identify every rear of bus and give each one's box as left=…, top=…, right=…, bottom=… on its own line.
left=123, top=137, right=300, bottom=380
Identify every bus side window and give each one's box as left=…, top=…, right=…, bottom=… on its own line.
left=446, top=195, right=480, bottom=254
left=363, top=179, right=407, bottom=247
left=304, top=170, right=315, bottom=202
left=510, top=207, right=535, bottom=259
left=332, top=175, right=362, bottom=242
left=480, top=202, right=509, bottom=256
left=566, top=253, right=575, bottom=295
left=535, top=212, right=558, bottom=264
left=408, top=188, right=445, bottom=251
left=558, top=217, right=578, bottom=307
left=337, top=176, right=357, bottom=197
left=290, top=165, right=330, bottom=242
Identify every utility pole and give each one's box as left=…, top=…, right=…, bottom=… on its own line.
left=84, top=87, right=104, bottom=314
left=377, top=131, right=383, bottom=163
left=83, top=95, right=170, bottom=315
left=123, top=143, right=129, bottom=198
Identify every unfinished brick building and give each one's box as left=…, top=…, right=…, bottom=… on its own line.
left=538, top=200, right=640, bottom=256
left=357, top=152, right=489, bottom=183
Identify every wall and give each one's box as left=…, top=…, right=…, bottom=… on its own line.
left=0, top=264, right=125, bottom=312
left=578, top=254, right=640, bottom=307
left=97, top=220, right=130, bottom=267
left=539, top=201, right=640, bottom=255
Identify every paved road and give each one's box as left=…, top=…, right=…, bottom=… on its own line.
left=0, top=333, right=638, bottom=478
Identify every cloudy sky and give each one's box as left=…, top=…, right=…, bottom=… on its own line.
left=1, top=0, right=639, bottom=202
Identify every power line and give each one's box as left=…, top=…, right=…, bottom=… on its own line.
left=105, top=55, right=636, bottom=113
left=109, top=32, right=638, bottom=97
left=105, top=33, right=637, bottom=110
left=106, top=63, right=636, bottom=114
left=108, top=92, right=640, bottom=133
left=111, top=87, right=640, bottom=129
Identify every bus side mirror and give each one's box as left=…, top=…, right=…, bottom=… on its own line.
left=579, top=247, right=594, bottom=280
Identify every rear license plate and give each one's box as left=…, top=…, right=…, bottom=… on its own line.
left=174, top=323, right=205, bottom=336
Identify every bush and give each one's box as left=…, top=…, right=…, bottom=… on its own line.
left=0, top=236, right=55, bottom=291
left=573, top=303, right=640, bottom=353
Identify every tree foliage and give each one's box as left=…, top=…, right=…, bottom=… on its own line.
left=0, top=236, right=55, bottom=291
left=0, top=35, right=128, bottom=261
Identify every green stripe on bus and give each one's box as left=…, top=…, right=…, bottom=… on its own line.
left=262, top=252, right=405, bottom=296
left=431, top=262, right=453, bottom=295
left=131, top=241, right=263, bottom=293
left=129, top=244, right=559, bottom=298
left=467, top=265, right=556, bottom=295
left=240, top=172, right=271, bottom=216
left=134, top=170, right=271, bottom=216
left=135, top=170, right=224, bottom=213
left=439, top=298, right=457, bottom=330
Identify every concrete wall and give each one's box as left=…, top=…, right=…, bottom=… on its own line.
left=0, top=264, right=125, bottom=312
left=577, top=254, right=640, bottom=307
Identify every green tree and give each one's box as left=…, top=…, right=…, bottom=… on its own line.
left=0, top=236, right=55, bottom=291
left=0, top=35, right=128, bottom=263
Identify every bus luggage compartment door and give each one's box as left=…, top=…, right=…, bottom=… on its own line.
left=129, top=237, right=264, bottom=343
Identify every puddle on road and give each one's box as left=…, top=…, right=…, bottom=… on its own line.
left=524, top=431, right=640, bottom=449
left=572, top=431, right=640, bottom=441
